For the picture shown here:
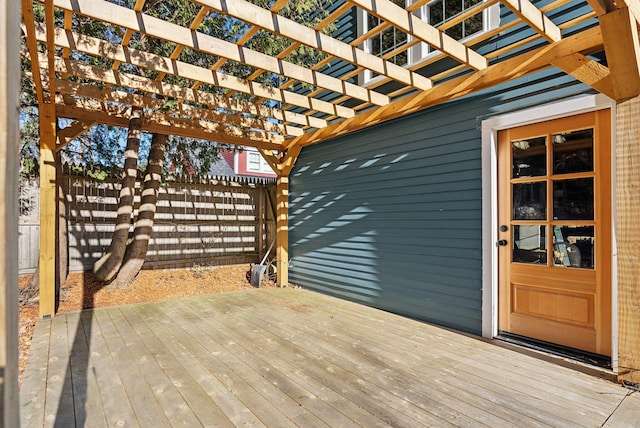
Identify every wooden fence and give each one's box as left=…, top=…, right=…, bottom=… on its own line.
left=18, top=171, right=276, bottom=274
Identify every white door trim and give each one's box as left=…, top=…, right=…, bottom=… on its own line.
left=480, top=94, right=618, bottom=369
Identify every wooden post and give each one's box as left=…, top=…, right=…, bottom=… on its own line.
left=616, top=96, right=640, bottom=385
left=1, top=0, right=21, bottom=423
left=276, top=175, right=289, bottom=286
left=257, top=186, right=265, bottom=261
left=39, top=102, right=57, bottom=318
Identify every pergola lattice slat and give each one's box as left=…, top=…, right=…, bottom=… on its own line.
left=199, top=0, right=433, bottom=91
left=36, top=25, right=356, bottom=119
left=55, top=79, right=304, bottom=137
left=47, top=57, right=327, bottom=129
left=501, top=0, right=562, bottom=42
left=52, top=0, right=390, bottom=107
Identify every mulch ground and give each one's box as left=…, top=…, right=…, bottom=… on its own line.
left=18, top=264, right=271, bottom=385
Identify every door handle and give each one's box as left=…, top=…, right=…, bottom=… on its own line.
left=497, top=239, right=508, bottom=246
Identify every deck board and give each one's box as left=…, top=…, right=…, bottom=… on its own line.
left=43, top=310, right=75, bottom=427
left=19, top=318, right=50, bottom=427
left=20, top=288, right=637, bottom=427
left=79, top=310, right=138, bottom=427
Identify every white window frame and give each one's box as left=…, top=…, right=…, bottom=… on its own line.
left=358, top=0, right=500, bottom=86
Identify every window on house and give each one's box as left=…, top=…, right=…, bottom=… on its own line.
left=247, top=152, right=262, bottom=172
left=246, top=151, right=275, bottom=174
left=360, top=0, right=499, bottom=84
left=367, top=0, right=409, bottom=67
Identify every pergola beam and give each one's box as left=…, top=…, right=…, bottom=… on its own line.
left=57, top=96, right=285, bottom=145
left=586, top=0, right=616, bottom=15
left=600, top=7, right=640, bottom=100
left=552, top=53, right=614, bottom=98
left=20, top=0, right=45, bottom=103
left=55, top=101, right=284, bottom=151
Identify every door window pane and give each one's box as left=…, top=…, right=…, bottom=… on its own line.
left=512, top=137, right=546, bottom=178
left=553, top=178, right=594, bottom=220
left=513, top=225, right=547, bottom=264
left=513, top=182, right=546, bottom=220
left=553, top=129, right=594, bottom=174
left=552, top=225, right=594, bottom=269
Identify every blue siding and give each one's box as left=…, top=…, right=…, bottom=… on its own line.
left=287, top=0, right=603, bottom=334
left=289, top=68, right=595, bottom=334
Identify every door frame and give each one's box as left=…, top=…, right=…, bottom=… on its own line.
left=480, top=94, right=618, bottom=370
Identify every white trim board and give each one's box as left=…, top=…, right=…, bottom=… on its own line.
left=480, top=94, right=618, bottom=371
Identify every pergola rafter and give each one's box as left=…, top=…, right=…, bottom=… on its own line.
left=52, top=0, right=391, bottom=107
left=23, top=0, right=624, bottom=155
left=200, top=0, right=433, bottom=91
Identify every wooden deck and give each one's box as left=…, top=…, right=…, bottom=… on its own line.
left=19, top=288, right=639, bottom=427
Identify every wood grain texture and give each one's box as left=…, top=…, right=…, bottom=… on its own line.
left=20, top=289, right=632, bottom=427
left=38, top=102, right=57, bottom=319
left=552, top=53, right=615, bottom=99
left=616, top=96, right=640, bottom=385
left=1, top=0, right=20, bottom=424
left=600, top=7, right=640, bottom=101
left=276, top=176, right=289, bottom=286
left=501, top=0, right=561, bottom=42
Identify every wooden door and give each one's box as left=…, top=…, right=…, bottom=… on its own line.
left=498, top=111, right=612, bottom=356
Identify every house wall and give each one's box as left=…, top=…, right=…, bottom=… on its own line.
left=288, top=69, right=596, bottom=334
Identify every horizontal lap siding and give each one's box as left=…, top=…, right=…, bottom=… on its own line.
left=289, top=68, right=593, bottom=334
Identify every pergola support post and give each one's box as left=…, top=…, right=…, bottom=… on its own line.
left=616, top=95, right=640, bottom=386
left=38, top=102, right=58, bottom=318
left=276, top=175, right=289, bottom=287
left=257, top=186, right=265, bottom=262
left=1, top=0, right=20, bottom=423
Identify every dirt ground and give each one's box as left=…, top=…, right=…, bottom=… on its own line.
left=18, top=264, right=269, bottom=384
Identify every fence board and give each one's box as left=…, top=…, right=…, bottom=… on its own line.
left=18, top=172, right=275, bottom=274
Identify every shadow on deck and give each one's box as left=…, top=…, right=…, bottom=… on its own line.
left=19, top=288, right=640, bottom=427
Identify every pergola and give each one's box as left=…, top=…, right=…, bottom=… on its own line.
left=2, top=0, right=640, bottom=421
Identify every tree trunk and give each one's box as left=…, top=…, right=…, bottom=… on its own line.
left=93, top=107, right=142, bottom=282
left=109, top=133, right=166, bottom=289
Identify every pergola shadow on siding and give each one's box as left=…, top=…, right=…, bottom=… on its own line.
left=5, top=0, right=640, bottom=412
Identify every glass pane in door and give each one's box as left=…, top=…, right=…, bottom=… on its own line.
left=552, top=225, right=595, bottom=268
left=512, top=137, right=546, bottom=178
left=513, top=225, right=547, bottom=264
left=553, top=129, right=594, bottom=174
left=553, top=178, right=594, bottom=220
left=513, top=182, right=546, bottom=220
